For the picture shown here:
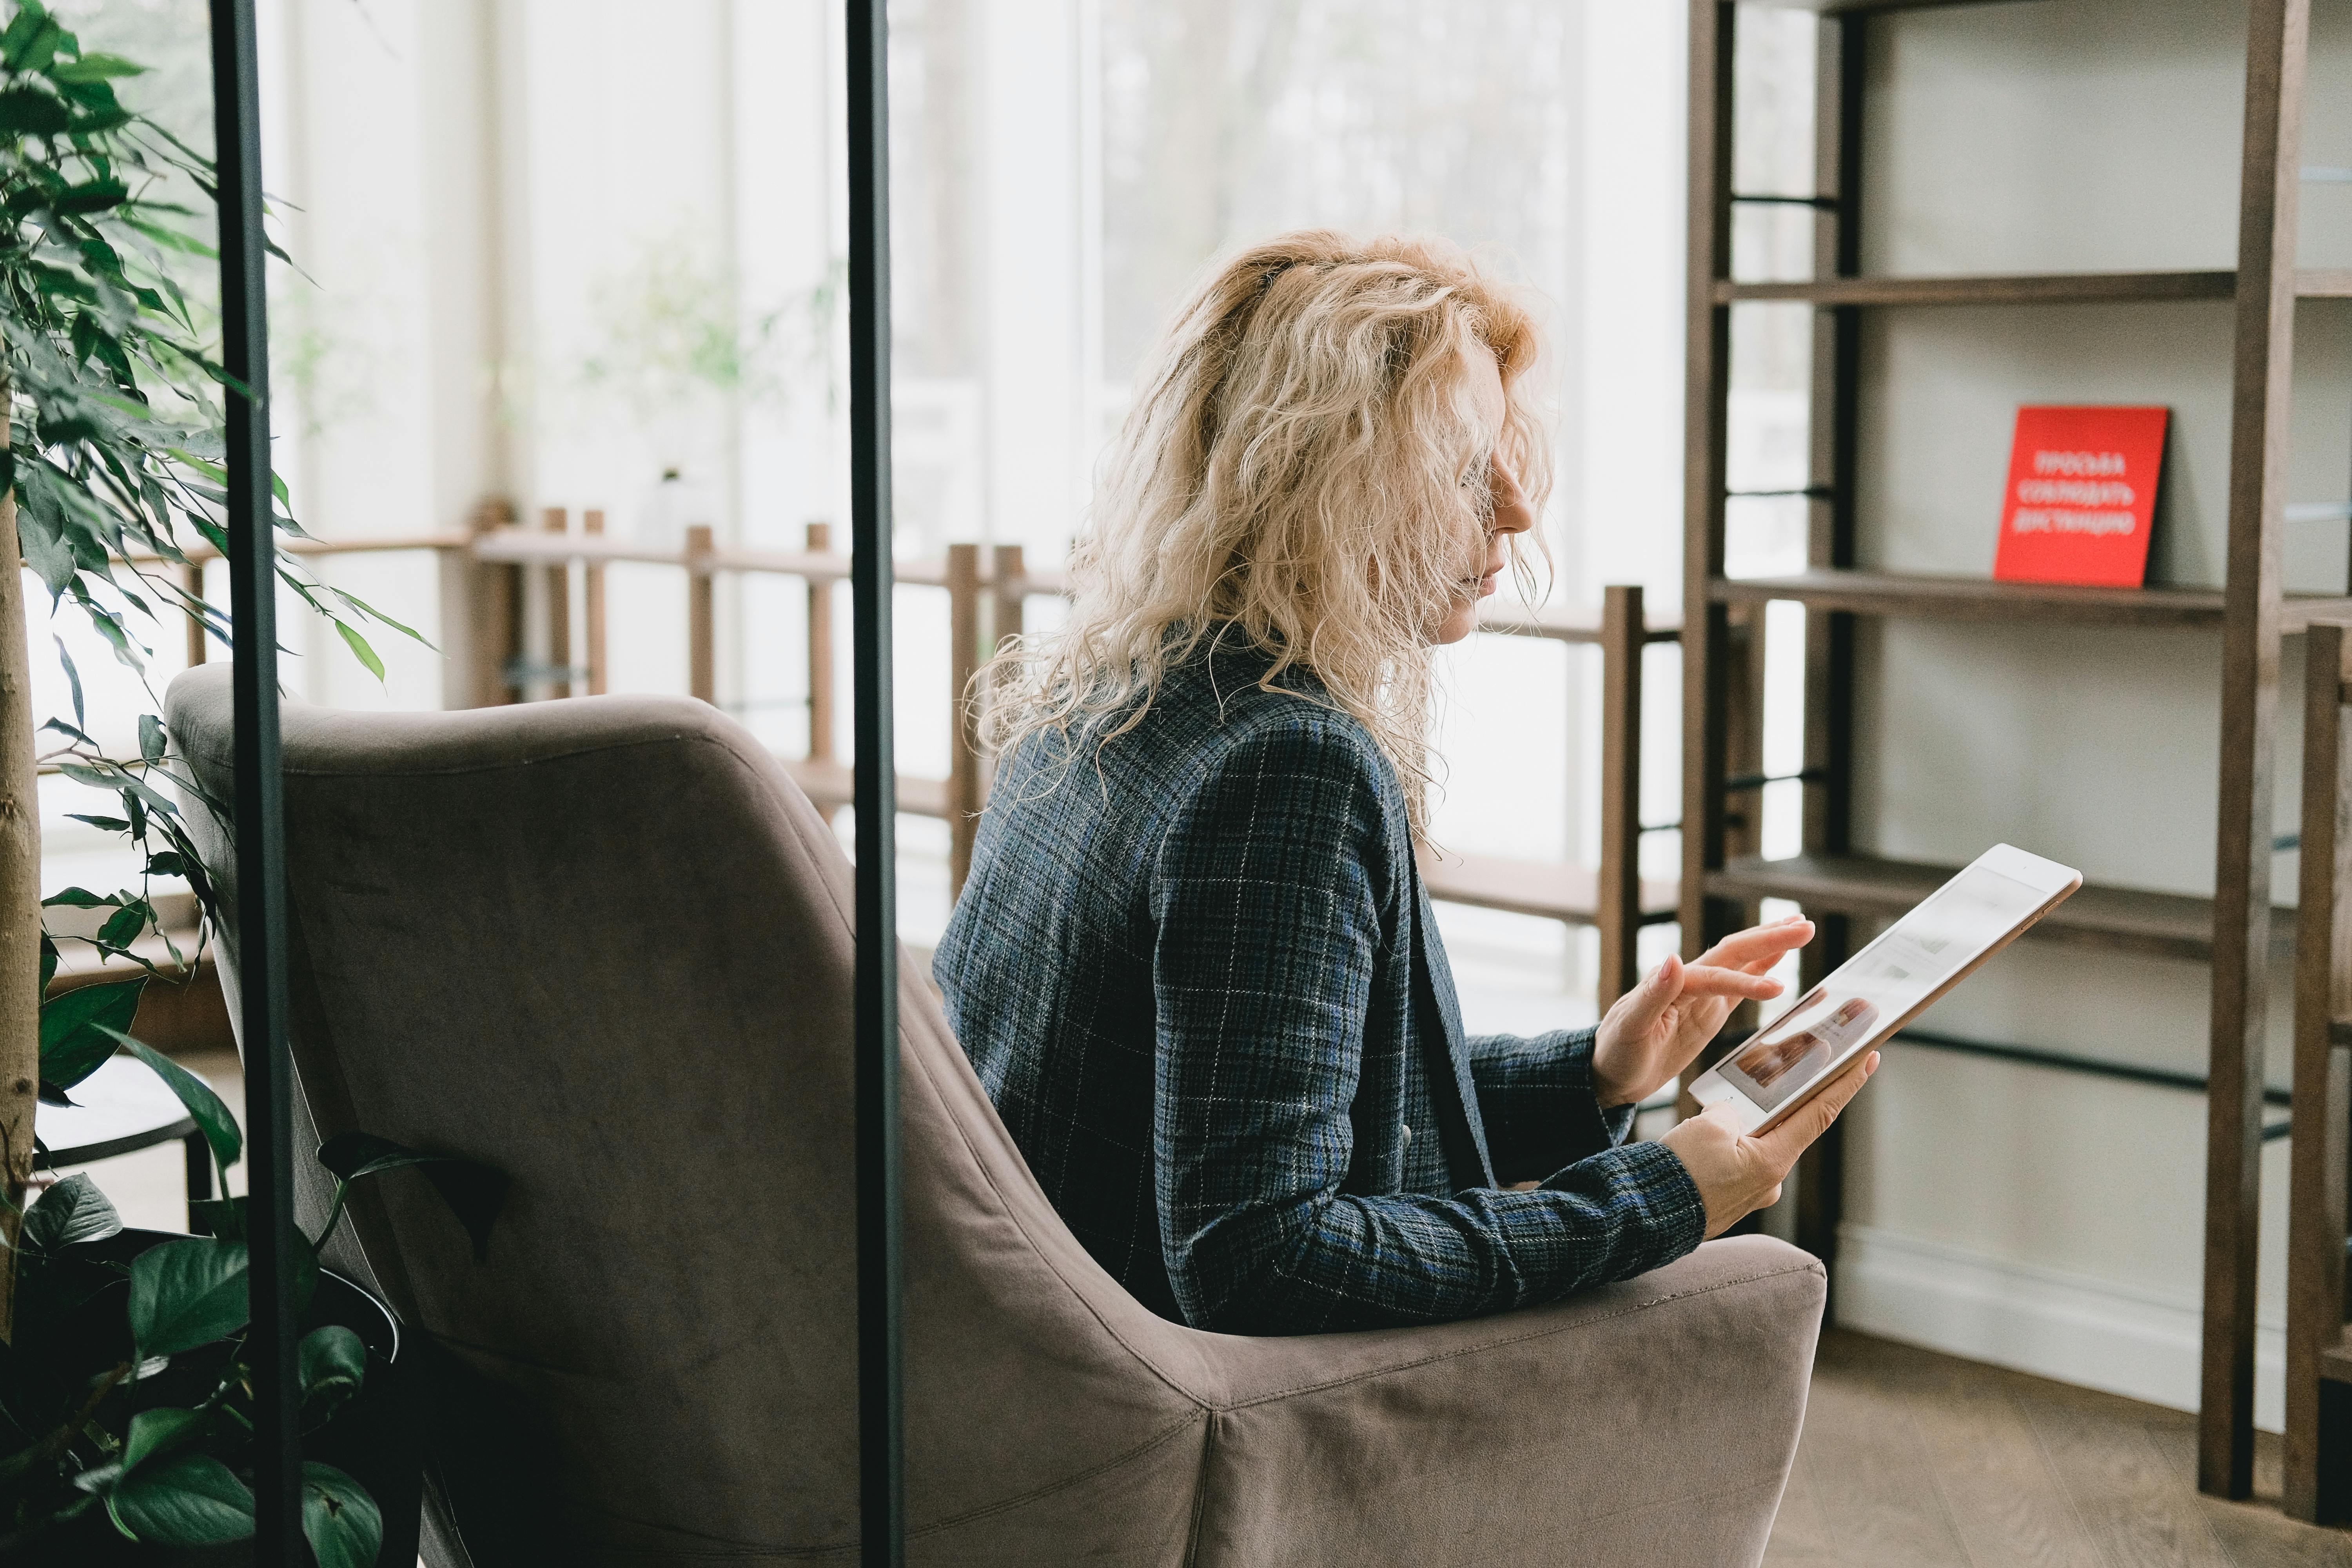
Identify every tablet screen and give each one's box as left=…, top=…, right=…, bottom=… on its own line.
left=1713, top=859, right=2051, bottom=1112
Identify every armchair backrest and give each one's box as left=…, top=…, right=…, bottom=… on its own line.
left=163, top=668, right=1208, bottom=1557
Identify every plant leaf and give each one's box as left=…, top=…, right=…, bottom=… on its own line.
left=114, top=1034, right=238, bottom=1173
left=137, top=712, right=164, bottom=762
left=51, top=52, right=145, bottom=82
left=317, top=1132, right=509, bottom=1263
left=127, top=1236, right=247, bottom=1357
left=20, top=1170, right=120, bottom=1252
left=121, top=1405, right=205, bottom=1473
left=188, top=1194, right=244, bottom=1241
left=332, top=618, right=384, bottom=681
left=301, top=1461, right=381, bottom=1568
left=36, top=975, right=143, bottom=1091
left=300, top=1324, right=366, bottom=1414
left=106, top=1451, right=254, bottom=1546
left=53, top=633, right=81, bottom=731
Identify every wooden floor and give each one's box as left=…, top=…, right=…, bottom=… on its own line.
left=1769, top=1332, right=2352, bottom=1567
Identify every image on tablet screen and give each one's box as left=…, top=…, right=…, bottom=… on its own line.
left=1712, top=860, right=2050, bottom=1112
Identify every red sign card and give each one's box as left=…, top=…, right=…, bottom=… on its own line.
left=1992, top=405, right=2169, bottom=588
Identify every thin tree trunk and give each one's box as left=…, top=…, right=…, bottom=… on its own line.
left=0, top=383, right=40, bottom=1343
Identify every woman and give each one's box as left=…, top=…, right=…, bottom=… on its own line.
left=933, top=231, right=1873, bottom=1336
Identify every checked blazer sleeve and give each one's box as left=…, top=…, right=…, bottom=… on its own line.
left=1467, top=1029, right=1638, bottom=1184
left=1149, top=715, right=1705, bottom=1334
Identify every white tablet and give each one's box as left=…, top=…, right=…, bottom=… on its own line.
left=1686, top=843, right=2082, bottom=1135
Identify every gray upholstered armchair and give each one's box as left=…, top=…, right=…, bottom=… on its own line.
left=165, top=665, right=1826, bottom=1567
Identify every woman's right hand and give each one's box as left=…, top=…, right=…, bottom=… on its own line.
left=1657, top=1051, right=1878, bottom=1238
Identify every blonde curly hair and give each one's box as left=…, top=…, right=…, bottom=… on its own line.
left=979, top=230, right=1550, bottom=829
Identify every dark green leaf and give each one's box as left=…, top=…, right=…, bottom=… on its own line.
left=39, top=933, right=56, bottom=993
left=127, top=1236, right=247, bottom=1357
left=301, top=1461, right=381, bottom=1568
left=50, top=52, right=144, bottom=82
left=42, top=885, right=114, bottom=908
left=106, top=1452, right=253, bottom=1546
left=317, top=1132, right=509, bottom=1262
left=188, top=1195, right=244, bottom=1241
left=94, top=902, right=145, bottom=950
left=0, top=11, right=60, bottom=73
left=121, top=1406, right=204, bottom=1473
left=137, top=712, right=163, bottom=762
left=0, top=84, right=69, bottom=136
left=316, top=1132, right=431, bottom=1183
left=300, top=1324, right=366, bottom=1413
left=20, top=1170, right=119, bottom=1252
left=64, top=813, right=130, bottom=833
left=116, top=1034, right=238, bottom=1174
left=36, top=976, right=142, bottom=1091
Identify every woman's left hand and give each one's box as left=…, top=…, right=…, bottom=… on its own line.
left=1590, top=915, right=1815, bottom=1108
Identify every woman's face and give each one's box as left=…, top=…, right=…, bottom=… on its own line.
left=1431, top=350, right=1536, bottom=645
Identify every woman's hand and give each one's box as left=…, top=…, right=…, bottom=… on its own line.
left=1590, top=915, right=1815, bottom=1108
left=1659, top=1051, right=1877, bottom=1236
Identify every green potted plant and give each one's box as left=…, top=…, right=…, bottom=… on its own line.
left=0, top=5, right=476, bottom=1561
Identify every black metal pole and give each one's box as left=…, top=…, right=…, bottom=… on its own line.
left=207, top=3, right=302, bottom=1563
left=846, top=0, right=904, bottom=1563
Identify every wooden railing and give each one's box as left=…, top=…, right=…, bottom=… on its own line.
left=165, top=501, right=1684, bottom=1006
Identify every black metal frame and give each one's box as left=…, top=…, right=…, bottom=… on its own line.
left=846, top=0, right=906, bottom=1564
left=208, top=4, right=907, bottom=1560
left=207, top=2, right=302, bottom=1562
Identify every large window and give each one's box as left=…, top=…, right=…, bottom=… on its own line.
left=50, top=1, right=1698, bottom=1030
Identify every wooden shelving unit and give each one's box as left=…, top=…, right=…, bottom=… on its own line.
left=1682, top=0, right=2317, bottom=1503
left=1709, top=851, right=2294, bottom=965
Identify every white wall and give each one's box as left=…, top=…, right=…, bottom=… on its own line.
left=1825, top=0, right=2352, bottom=1428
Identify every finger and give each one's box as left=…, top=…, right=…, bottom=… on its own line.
left=1751, top=1050, right=1877, bottom=1168
left=1606, top=952, right=1684, bottom=1039
left=1674, top=963, right=1787, bottom=1002
left=1698, top=915, right=1816, bottom=973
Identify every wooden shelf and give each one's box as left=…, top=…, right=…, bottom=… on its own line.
left=1420, top=849, right=1677, bottom=927
left=1715, top=269, right=2352, bottom=307
left=1710, top=569, right=2352, bottom=632
left=1717, top=271, right=2233, bottom=307
left=1707, top=852, right=2292, bottom=964
left=1741, top=0, right=2043, bottom=13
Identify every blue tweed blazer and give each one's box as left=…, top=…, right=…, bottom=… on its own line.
left=933, top=645, right=1704, bottom=1334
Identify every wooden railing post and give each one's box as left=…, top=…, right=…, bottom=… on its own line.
left=1596, top=584, right=1644, bottom=1009
left=2287, top=618, right=2352, bottom=1520
left=469, top=498, right=520, bottom=706
left=687, top=523, right=716, bottom=706
left=990, top=543, right=1025, bottom=650
left=182, top=561, right=206, bottom=668
left=947, top=543, right=982, bottom=897
left=583, top=509, right=608, bottom=695
left=809, top=521, right=836, bottom=760
left=543, top=506, right=571, bottom=699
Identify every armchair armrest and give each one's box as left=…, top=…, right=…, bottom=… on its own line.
left=1186, top=1235, right=1825, bottom=1568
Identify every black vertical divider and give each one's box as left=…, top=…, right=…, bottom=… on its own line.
left=207, top=0, right=303, bottom=1562
left=847, top=1, right=906, bottom=1564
